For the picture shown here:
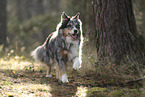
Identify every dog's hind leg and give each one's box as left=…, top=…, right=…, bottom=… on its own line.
left=55, top=62, right=60, bottom=79
left=46, top=65, right=52, bottom=77
left=46, top=58, right=53, bottom=78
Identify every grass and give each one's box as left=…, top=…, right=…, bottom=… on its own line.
left=0, top=49, right=144, bottom=97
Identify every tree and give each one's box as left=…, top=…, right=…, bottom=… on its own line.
left=92, top=0, right=144, bottom=64
left=133, top=0, right=145, bottom=37
left=0, top=0, right=7, bottom=47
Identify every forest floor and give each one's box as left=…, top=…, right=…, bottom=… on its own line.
left=0, top=54, right=144, bottom=97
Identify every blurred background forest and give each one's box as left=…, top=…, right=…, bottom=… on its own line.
left=0, top=0, right=144, bottom=55
left=2, top=0, right=94, bottom=55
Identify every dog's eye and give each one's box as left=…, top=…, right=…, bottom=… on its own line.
left=67, top=25, right=71, bottom=28
left=75, top=23, right=80, bottom=28
left=75, top=24, right=80, bottom=28
left=67, top=23, right=72, bottom=27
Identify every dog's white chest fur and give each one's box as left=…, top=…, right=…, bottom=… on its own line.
left=66, top=37, right=80, bottom=70
left=66, top=37, right=79, bottom=60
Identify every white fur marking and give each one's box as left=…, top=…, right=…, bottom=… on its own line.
left=46, top=74, right=52, bottom=78
left=62, top=73, right=69, bottom=83
left=73, top=57, right=80, bottom=70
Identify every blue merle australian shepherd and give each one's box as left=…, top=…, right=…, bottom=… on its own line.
left=31, top=12, right=83, bottom=83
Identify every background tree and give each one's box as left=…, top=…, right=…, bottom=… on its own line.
left=0, top=0, right=7, bottom=47
left=92, top=0, right=145, bottom=64
left=133, top=0, right=145, bottom=37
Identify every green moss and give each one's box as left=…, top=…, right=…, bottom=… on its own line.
left=87, top=87, right=107, bottom=97
left=90, top=87, right=106, bottom=92
left=2, top=81, right=12, bottom=85
left=107, top=89, right=142, bottom=97
left=108, top=90, right=124, bottom=97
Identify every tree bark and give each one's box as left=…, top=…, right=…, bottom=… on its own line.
left=92, top=0, right=144, bottom=64
left=139, top=0, right=145, bottom=37
left=133, top=0, right=145, bottom=37
left=0, top=0, right=7, bottom=46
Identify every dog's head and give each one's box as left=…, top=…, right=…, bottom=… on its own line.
left=58, top=12, right=82, bottom=41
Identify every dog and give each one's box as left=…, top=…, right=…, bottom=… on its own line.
left=31, top=12, right=83, bottom=83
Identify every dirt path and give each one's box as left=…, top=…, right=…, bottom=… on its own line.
left=0, top=68, right=93, bottom=97
left=0, top=56, right=143, bottom=97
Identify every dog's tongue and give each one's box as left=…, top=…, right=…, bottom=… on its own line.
left=72, top=34, right=77, bottom=39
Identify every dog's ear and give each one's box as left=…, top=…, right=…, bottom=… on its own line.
left=59, top=12, right=70, bottom=29
left=61, top=12, right=69, bottom=22
left=74, top=12, right=80, bottom=20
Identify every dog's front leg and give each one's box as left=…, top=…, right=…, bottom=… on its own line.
left=57, top=53, right=69, bottom=83
left=58, top=61, right=69, bottom=83
left=73, top=57, right=80, bottom=70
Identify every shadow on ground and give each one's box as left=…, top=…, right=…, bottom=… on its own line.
left=0, top=69, right=82, bottom=96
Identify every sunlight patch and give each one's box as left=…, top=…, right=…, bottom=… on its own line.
left=75, top=86, right=88, bottom=97
left=1, top=83, right=52, bottom=97
left=0, top=57, right=32, bottom=70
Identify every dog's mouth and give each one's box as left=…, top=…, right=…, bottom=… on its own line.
left=68, top=33, right=78, bottom=39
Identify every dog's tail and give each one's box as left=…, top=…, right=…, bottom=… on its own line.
left=31, top=45, right=49, bottom=63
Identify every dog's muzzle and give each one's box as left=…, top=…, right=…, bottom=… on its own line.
left=68, top=30, right=79, bottom=39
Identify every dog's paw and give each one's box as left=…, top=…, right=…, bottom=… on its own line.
left=61, top=73, right=69, bottom=83
left=46, top=74, right=52, bottom=78
left=73, top=57, right=80, bottom=70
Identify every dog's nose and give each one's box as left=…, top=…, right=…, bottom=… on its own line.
left=74, top=30, right=78, bottom=34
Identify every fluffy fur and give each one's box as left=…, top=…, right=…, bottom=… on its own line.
left=31, top=12, right=83, bottom=83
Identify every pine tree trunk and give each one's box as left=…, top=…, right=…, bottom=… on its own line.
left=92, top=0, right=144, bottom=64
left=0, top=0, right=7, bottom=47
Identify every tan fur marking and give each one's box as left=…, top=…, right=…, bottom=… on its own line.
left=60, top=49, right=68, bottom=63
left=63, top=29, right=71, bottom=37
left=63, top=29, right=78, bottom=41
